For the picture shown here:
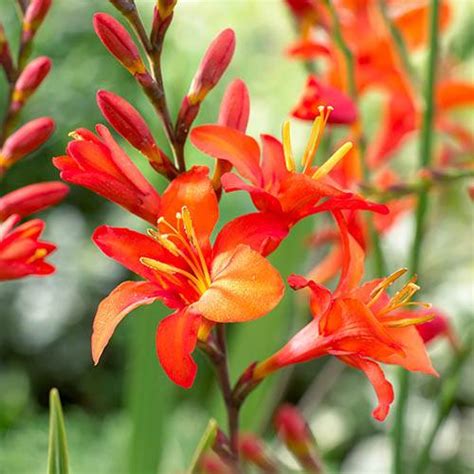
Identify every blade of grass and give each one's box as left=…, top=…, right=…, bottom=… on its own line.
left=187, top=419, right=218, bottom=474
left=47, top=389, right=70, bottom=474
left=125, top=304, right=178, bottom=474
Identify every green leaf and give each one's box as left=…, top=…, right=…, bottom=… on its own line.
left=125, top=304, right=178, bottom=474
left=187, top=418, right=218, bottom=474
left=47, top=388, right=70, bottom=474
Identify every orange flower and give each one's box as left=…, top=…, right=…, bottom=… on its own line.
left=91, top=166, right=284, bottom=388
left=53, top=125, right=161, bottom=224
left=191, top=107, right=388, bottom=231
left=0, top=215, right=57, bottom=280
left=254, top=211, right=436, bottom=421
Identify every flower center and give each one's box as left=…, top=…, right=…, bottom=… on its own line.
left=367, top=268, right=433, bottom=328
left=140, top=206, right=212, bottom=297
left=281, top=105, right=353, bottom=179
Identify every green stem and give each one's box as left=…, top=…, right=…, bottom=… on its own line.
left=414, top=334, right=473, bottom=474
left=392, top=2, right=440, bottom=473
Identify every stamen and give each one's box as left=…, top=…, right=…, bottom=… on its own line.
left=27, top=248, right=47, bottom=263
left=312, top=141, right=353, bottom=180
left=282, top=120, right=296, bottom=172
left=381, top=312, right=434, bottom=328
left=368, top=268, right=407, bottom=307
left=68, top=130, right=83, bottom=140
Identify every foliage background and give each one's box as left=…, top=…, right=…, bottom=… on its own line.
left=0, top=0, right=473, bottom=472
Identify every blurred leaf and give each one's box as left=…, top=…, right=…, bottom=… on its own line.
left=187, top=418, right=218, bottom=474
left=125, top=304, right=178, bottom=474
left=47, top=389, right=70, bottom=474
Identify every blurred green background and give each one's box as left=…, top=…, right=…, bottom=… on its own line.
left=0, top=1, right=473, bottom=473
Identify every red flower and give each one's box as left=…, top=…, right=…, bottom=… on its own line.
left=0, top=215, right=56, bottom=280
left=191, top=108, right=388, bottom=229
left=254, top=211, right=436, bottom=421
left=53, top=125, right=161, bottom=224
left=0, top=182, right=68, bottom=221
left=90, top=166, right=284, bottom=388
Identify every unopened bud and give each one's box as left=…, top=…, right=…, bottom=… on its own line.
left=275, top=404, right=323, bottom=473
left=0, top=182, right=68, bottom=221
left=0, top=117, right=55, bottom=170
left=199, top=452, right=233, bottom=474
left=93, top=13, right=147, bottom=77
left=239, top=433, right=279, bottom=473
left=157, top=0, right=177, bottom=20
left=22, top=0, right=52, bottom=42
left=11, top=56, right=51, bottom=112
left=187, top=28, right=236, bottom=106
left=96, top=90, right=175, bottom=178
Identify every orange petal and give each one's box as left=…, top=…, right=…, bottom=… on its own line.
left=191, top=244, right=284, bottom=323
left=160, top=166, right=218, bottom=244
left=91, top=281, right=169, bottom=365
left=436, top=81, right=474, bottom=111
left=155, top=308, right=201, bottom=388
left=342, top=356, right=394, bottom=421
left=382, top=325, right=438, bottom=376
left=191, top=125, right=263, bottom=185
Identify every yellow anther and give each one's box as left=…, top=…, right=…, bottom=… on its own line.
left=68, top=130, right=84, bottom=141
left=382, top=312, right=435, bottom=328
left=312, top=141, right=353, bottom=180
left=27, top=248, right=47, bottom=264
left=301, top=116, right=322, bottom=171
left=282, top=120, right=296, bottom=172
left=368, top=268, right=407, bottom=307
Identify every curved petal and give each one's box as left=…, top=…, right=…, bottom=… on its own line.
left=260, top=134, right=288, bottom=189
left=213, top=212, right=289, bottom=258
left=156, top=308, right=202, bottom=388
left=191, top=125, right=263, bottom=185
left=160, top=166, right=218, bottom=243
left=436, top=81, right=474, bottom=111
left=288, top=274, right=332, bottom=318
left=92, top=225, right=175, bottom=282
left=221, top=173, right=282, bottom=213
left=91, top=280, right=172, bottom=364
left=342, top=356, right=394, bottom=422
left=191, top=244, right=284, bottom=323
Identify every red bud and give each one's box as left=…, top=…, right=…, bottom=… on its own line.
left=218, top=79, right=250, bottom=132
left=96, top=90, right=174, bottom=177
left=22, top=0, right=52, bottom=42
left=199, top=452, right=233, bottom=474
left=0, top=117, right=55, bottom=169
left=188, top=29, right=236, bottom=105
left=0, top=182, right=68, bottom=221
left=275, top=404, right=323, bottom=473
left=239, top=433, right=279, bottom=472
left=93, top=13, right=147, bottom=76
left=12, top=56, right=52, bottom=111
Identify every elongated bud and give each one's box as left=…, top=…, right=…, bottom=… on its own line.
left=0, top=117, right=55, bottom=170
left=275, top=404, right=323, bottom=473
left=239, top=433, right=279, bottom=473
left=0, top=182, right=68, bottom=221
left=157, top=0, right=177, bottom=20
left=11, top=56, right=52, bottom=112
left=212, top=79, right=250, bottom=193
left=22, top=0, right=52, bottom=42
left=96, top=90, right=174, bottom=177
left=187, top=29, right=235, bottom=106
left=0, top=24, right=15, bottom=82
left=93, top=13, right=147, bottom=76
left=199, top=452, right=233, bottom=474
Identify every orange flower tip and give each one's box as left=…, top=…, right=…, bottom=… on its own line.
left=157, top=0, right=178, bottom=20
left=93, top=13, right=146, bottom=75
left=287, top=274, right=310, bottom=290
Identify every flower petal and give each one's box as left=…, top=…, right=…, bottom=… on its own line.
left=191, top=244, right=284, bottom=323
left=342, top=356, right=394, bottom=422
left=191, top=125, right=263, bottom=185
left=155, top=308, right=201, bottom=388
left=160, top=166, right=218, bottom=243
left=91, top=280, right=171, bottom=364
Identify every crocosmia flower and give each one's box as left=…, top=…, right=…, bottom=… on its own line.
left=254, top=211, right=436, bottom=421
left=191, top=107, right=387, bottom=232
left=53, top=125, right=161, bottom=224
left=0, top=215, right=56, bottom=280
left=91, top=166, right=284, bottom=388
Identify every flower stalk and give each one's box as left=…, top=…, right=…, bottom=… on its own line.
left=392, top=2, right=441, bottom=473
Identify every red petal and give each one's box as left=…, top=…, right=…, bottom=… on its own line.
left=260, top=134, right=288, bottom=189
left=191, top=125, right=263, bottom=185
left=156, top=308, right=201, bottom=388
left=218, top=78, right=250, bottom=132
